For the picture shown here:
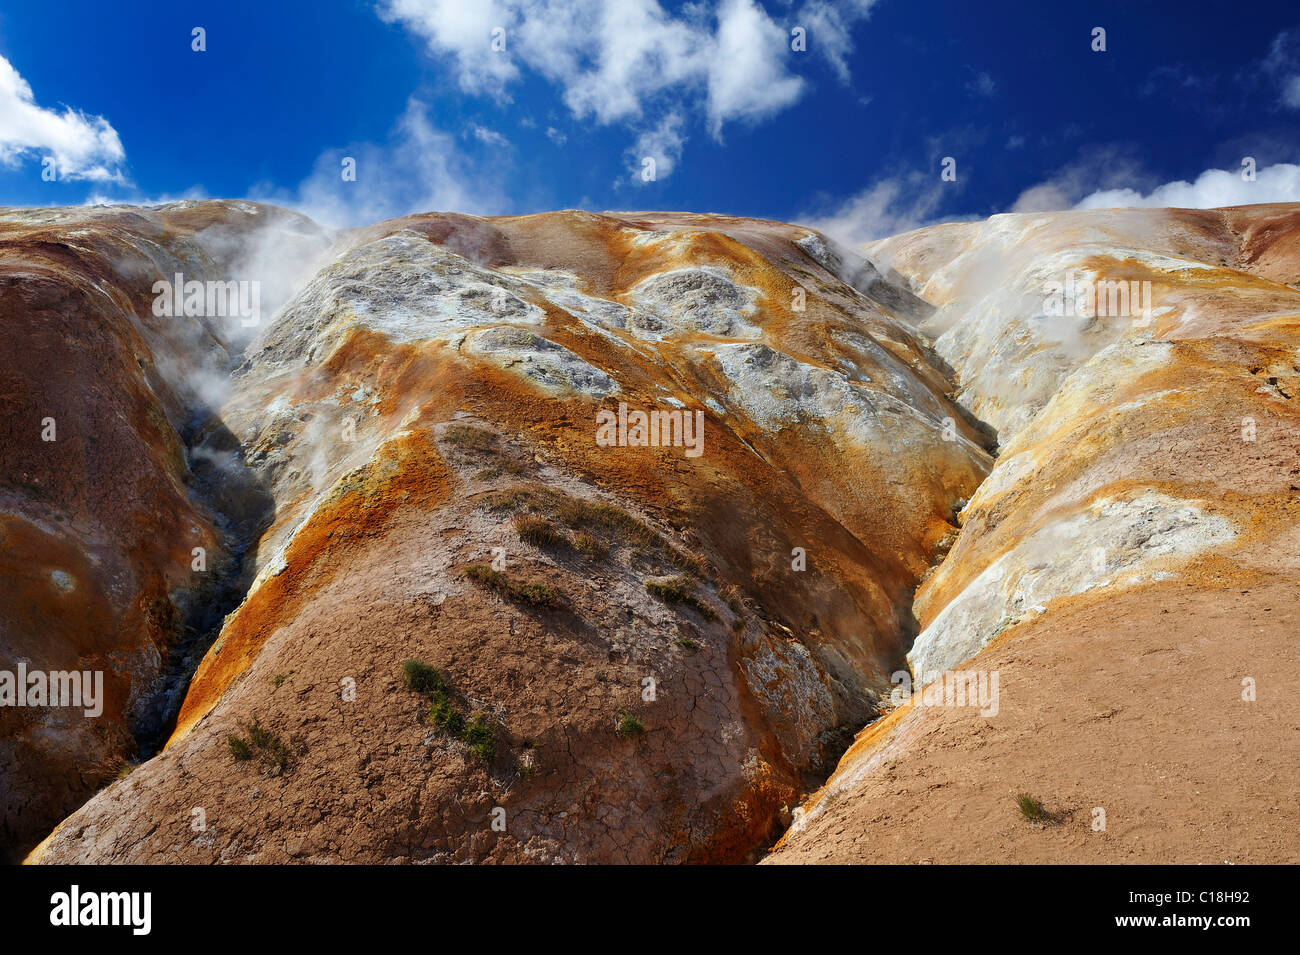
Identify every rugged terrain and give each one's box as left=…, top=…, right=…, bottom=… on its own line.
left=8, top=201, right=987, bottom=863
left=4, top=200, right=1297, bottom=864
left=769, top=204, right=1300, bottom=863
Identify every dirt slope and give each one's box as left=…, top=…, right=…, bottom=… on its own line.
left=768, top=204, right=1300, bottom=864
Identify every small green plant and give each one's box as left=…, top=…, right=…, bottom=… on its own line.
left=513, top=513, right=569, bottom=549
left=676, top=637, right=700, bottom=652
left=463, top=563, right=565, bottom=609
left=430, top=697, right=465, bottom=736
left=228, top=735, right=252, bottom=761
left=227, top=719, right=302, bottom=772
left=1016, top=794, right=1057, bottom=823
left=271, top=671, right=293, bottom=688
left=465, top=713, right=497, bottom=762
left=403, top=662, right=496, bottom=762
left=403, top=660, right=450, bottom=696
left=517, top=745, right=537, bottom=779
left=646, top=577, right=717, bottom=620
left=616, top=713, right=645, bottom=738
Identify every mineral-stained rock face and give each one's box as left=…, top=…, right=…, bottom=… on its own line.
left=768, top=204, right=1300, bottom=864
left=0, top=201, right=327, bottom=861
left=19, top=205, right=989, bottom=864
left=18, top=201, right=1299, bottom=865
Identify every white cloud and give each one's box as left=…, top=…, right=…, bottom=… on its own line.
left=84, top=186, right=209, bottom=207
left=530, top=0, right=708, bottom=126
left=378, top=0, right=520, bottom=98
left=0, top=54, right=125, bottom=182
left=379, top=0, right=875, bottom=174
left=545, top=126, right=567, bottom=145
left=793, top=0, right=878, bottom=83
left=968, top=71, right=996, bottom=97
left=1009, top=146, right=1300, bottom=213
left=1264, top=29, right=1300, bottom=110
left=1075, top=162, right=1300, bottom=210
left=468, top=123, right=511, bottom=148
left=1284, top=75, right=1300, bottom=109
left=627, top=112, right=685, bottom=184
left=1010, top=146, right=1150, bottom=212
left=706, top=0, right=806, bottom=135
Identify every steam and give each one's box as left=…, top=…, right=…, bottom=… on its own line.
left=253, top=99, right=510, bottom=229
left=189, top=210, right=337, bottom=354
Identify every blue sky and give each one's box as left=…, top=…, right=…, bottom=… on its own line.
left=2, top=0, right=1299, bottom=241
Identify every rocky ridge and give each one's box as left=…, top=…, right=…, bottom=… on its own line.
left=7, top=200, right=1298, bottom=865
left=9, top=202, right=986, bottom=863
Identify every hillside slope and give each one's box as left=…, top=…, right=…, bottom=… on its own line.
left=15, top=204, right=987, bottom=864
left=12, top=201, right=1299, bottom=865
left=768, top=204, right=1300, bottom=864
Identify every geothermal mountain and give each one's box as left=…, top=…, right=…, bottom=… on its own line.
left=3, top=199, right=1297, bottom=864
left=770, top=205, right=1300, bottom=864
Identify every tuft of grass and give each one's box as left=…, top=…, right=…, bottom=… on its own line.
left=403, top=660, right=450, bottom=696
left=484, top=485, right=557, bottom=514
left=646, top=577, right=717, bottom=621
left=464, top=562, right=509, bottom=591
left=443, top=424, right=497, bottom=452
left=616, top=713, right=645, bottom=738
left=475, top=459, right=531, bottom=480
left=465, top=713, right=497, bottom=762
left=556, top=498, right=658, bottom=546
left=429, top=697, right=465, bottom=736
left=513, top=513, right=569, bottom=550
left=484, top=485, right=711, bottom=578
left=403, top=661, right=497, bottom=763
left=572, top=531, right=609, bottom=560
left=663, top=547, right=709, bottom=578
left=227, top=719, right=302, bottom=772
left=1016, top=794, right=1058, bottom=823
left=718, top=583, right=745, bottom=616
left=463, top=563, right=566, bottom=609
left=676, top=637, right=700, bottom=652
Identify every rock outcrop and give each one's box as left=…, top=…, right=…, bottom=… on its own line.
left=768, top=204, right=1300, bottom=864
left=14, top=205, right=987, bottom=864
left=0, top=201, right=326, bottom=861
left=11, top=201, right=1299, bottom=865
